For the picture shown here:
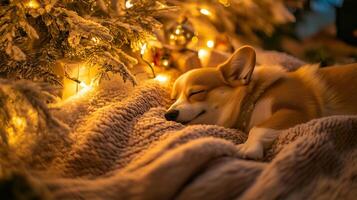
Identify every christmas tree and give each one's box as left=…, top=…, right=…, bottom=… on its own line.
left=0, top=0, right=175, bottom=86
left=0, top=0, right=301, bottom=89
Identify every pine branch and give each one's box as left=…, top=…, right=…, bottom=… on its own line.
left=0, top=79, right=63, bottom=146
left=0, top=0, right=174, bottom=86
left=165, top=0, right=300, bottom=44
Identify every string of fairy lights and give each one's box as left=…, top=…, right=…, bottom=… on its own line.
left=23, top=0, right=226, bottom=96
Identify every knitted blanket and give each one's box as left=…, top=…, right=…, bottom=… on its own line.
left=3, top=78, right=356, bottom=200
left=2, top=52, right=357, bottom=199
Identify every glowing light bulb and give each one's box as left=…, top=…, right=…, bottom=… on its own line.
left=79, top=81, right=89, bottom=88
left=26, top=0, right=40, bottom=8
left=207, top=40, right=215, bottom=48
left=161, top=59, right=169, bottom=67
left=154, top=74, right=170, bottom=84
left=198, top=49, right=209, bottom=60
left=198, top=49, right=210, bottom=66
left=78, top=81, right=93, bottom=95
left=140, top=43, right=147, bottom=55
left=175, top=28, right=181, bottom=35
left=125, top=0, right=133, bottom=9
left=200, top=8, right=211, bottom=16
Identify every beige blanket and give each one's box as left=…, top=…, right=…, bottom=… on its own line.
left=1, top=52, right=357, bottom=199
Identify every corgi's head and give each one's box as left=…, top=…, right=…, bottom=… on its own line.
left=165, top=46, right=256, bottom=127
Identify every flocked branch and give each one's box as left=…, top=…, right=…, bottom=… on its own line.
left=0, top=0, right=176, bottom=85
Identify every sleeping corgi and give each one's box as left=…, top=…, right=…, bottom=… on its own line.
left=165, top=46, right=357, bottom=159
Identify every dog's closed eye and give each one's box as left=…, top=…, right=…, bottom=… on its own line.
left=188, top=90, right=207, bottom=101
left=189, top=90, right=205, bottom=97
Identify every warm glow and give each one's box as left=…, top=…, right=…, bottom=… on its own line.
left=207, top=40, right=215, bottom=48
left=156, top=1, right=166, bottom=9
left=140, top=43, right=147, bottom=55
left=6, top=127, right=15, bottom=139
left=26, top=0, right=40, bottom=8
left=63, top=79, right=96, bottom=101
left=61, top=63, right=99, bottom=100
left=219, top=0, right=230, bottom=7
left=198, top=49, right=210, bottom=66
left=91, top=37, right=100, bottom=44
left=161, top=59, right=169, bottom=67
left=80, top=81, right=89, bottom=88
left=6, top=126, right=18, bottom=146
left=78, top=81, right=93, bottom=96
left=12, top=116, right=27, bottom=132
left=6, top=116, right=27, bottom=145
left=175, top=28, right=181, bottom=35
left=191, top=36, right=198, bottom=43
left=200, top=8, right=212, bottom=16
left=198, top=49, right=209, bottom=60
left=154, top=74, right=170, bottom=84
left=125, top=0, right=133, bottom=9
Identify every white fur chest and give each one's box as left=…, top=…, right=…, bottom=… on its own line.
left=248, top=97, right=273, bottom=130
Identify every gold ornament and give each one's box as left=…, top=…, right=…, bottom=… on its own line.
left=168, top=18, right=195, bottom=49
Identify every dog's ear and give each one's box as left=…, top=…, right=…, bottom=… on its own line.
left=218, top=45, right=256, bottom=86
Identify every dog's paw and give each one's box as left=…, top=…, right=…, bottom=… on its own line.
left=236, top=142, right=264, bottom=160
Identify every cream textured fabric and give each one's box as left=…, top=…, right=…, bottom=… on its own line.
left=7, top=77, right=356, bottom=200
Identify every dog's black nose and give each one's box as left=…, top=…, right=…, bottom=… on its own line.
left=165, top=110, right=179, bottom=121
